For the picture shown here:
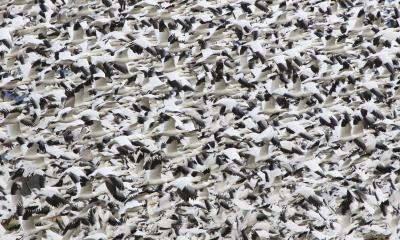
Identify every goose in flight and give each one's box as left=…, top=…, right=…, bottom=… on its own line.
left=1, top=0, right=399, bottom=239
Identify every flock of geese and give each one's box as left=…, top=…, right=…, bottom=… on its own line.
left=1, top=0, right=400, bottom=239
